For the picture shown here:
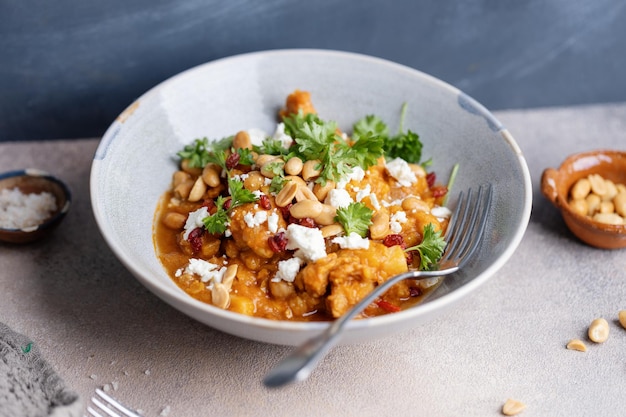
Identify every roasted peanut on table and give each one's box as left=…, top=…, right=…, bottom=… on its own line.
left=501, top=399, right=526, bottom=416
left=566, top=338, right=587, bottom=352
left=568, top=174, right=626, bottom=225
left=588, top=317, right=610, bottom=343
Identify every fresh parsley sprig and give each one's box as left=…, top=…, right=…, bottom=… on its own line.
left=203, top=197, right=230, bottom=234
left=283, top=111, right=384, bottom=184
left=352, top=109, right=424, bottom=165
left=404, top=223, right=447, bottom=270
left=201, top=177, right=258, bottom=235
left=335, top=202, right=373, bottom=238
left=253, top=137, right=290, bottom=156
left=177, top=136, right=233, bottom=168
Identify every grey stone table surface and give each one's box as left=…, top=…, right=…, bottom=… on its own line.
left=1, top=103, right=625, bottom=416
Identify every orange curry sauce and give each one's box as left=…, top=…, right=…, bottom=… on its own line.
left=154, top=91, right=449, bottom=321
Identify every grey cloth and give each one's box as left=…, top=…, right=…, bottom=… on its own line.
left=0, top=322, right=82, bottom=417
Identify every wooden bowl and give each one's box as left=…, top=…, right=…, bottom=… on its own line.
left=541, top=150, right=626, bottom=249
left=0, top=169, right=71, bottom=244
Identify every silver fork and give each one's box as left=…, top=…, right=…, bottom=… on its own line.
left=85, top=388, right=142, bottom=417
left=263, top=183, right=493, bottom=388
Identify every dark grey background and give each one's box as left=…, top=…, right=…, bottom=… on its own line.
left=2, top=0, right=625, bottom=141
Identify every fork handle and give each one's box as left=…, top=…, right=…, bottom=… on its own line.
left=263, top=269, right=449, bottom=388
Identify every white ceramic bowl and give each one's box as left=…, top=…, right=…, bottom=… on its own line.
left=91, top=49, right=532, bottom=346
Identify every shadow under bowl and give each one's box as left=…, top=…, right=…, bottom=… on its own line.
left=541, top=149, right=626, bottom=249
left=0, top=169, right=72, bottom=244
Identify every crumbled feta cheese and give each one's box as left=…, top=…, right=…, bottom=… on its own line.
left=332, top=232, right=370, bottom=249
left=185, top=258, right=226, bottom=283
left=390, top=211, right=407, bottom=234
left=272, top=257, right=304, bottom=282
left=324, top=189, right=354, bottom=208
left=232, top=173, right=249, bottom=182
left=285, top=224, right=327, bottom=261
left=272, top=122, right=294, bottom=149
left=252, top=190, right=265, bottom=198
left=267, top=212, right=279, bottom=233
left=390, top=222, right=402, bottom=233
left=431, top=206, right=452, bottom=219
left=355, top=184, right=371, bottom=202
left=247, top=128, right=268, bottom=146
left=381, top=198, right=404, bottom=208
left=391, top=211, right=408, bottom=224
left=183, top=207, right=210, bottom=240
left=264, top=177, right=273, bottom=186
left=385, top=158, right=417, bottom=187
left=336, top=166, right=365, bottom=189
left=244, top=210, right=268, bottom=228
left=369, top=193, right=381, bottom=210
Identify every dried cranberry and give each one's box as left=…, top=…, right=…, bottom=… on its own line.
left=259, top=194, right=271, bottom=210
left=223, top=198, right=232, bottom=210
left=409, top=287, right=422, bottom=297
left=201, top=199, right=216, bottom=211
left=268, top=232, right=288, bottom=253
left=383, top=234, right=405, bottom=248
left=426, top=172, right=436, bottom=188
left=279, top=203, right=293, bottom=221
left=188, top=227, right=204, bottom=254
left=405, top=251, right=414, bottom=265
left=431, top=185, right=448, bottom=198
left=226, top=152, right=240, bottom=170
left=297, top=217, right=316, bottom=228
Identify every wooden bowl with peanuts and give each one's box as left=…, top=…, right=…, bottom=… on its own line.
left=542, top=149, right=626, bottom=249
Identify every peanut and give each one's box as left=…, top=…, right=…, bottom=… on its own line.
left=284, top=157, right=304, bottom=176
left=566, top=338, right=587, bottom=352
left=275, top=181, right=298, bottom=207
left=290, top=200, right=323, bottom=219
left=202, top=164, right=221, bottom=187
left=502, top=399, right=526, bottom=416
left=570, top=177, right=591, bottom=200
left=232, top=130, right=252, bottom=150
left=618, top=310, right=626, bottom=330
left=588, top=318, right=609, bottom=343
left=369, top=211, right=390, bottom=240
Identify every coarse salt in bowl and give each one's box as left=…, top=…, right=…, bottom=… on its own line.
left=0, top=169, right=71, bottom=243
left=90, top=49, right=532, bottom=346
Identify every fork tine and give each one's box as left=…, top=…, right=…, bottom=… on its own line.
left=441, top=188, right=473, bottom=260
left=442, top=184, right=493, bottom=266
left=86, top=389, right=142, bottom=417
left=455, top=184, right=492, bottom=266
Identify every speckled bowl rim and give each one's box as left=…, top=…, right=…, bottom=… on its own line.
left=0, top=169, right=72, bottom=234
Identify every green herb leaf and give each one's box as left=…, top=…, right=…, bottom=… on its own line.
left=177, top=137, right=233, bottom=168
left=254, top=137, right=290, bottom=156
left=202, top=207, right=229, bottom=235
left=227, top=177, right=258, bottom=207
left=335, top=202, right=373, bottom=238
left=263, top=161, right=285, bottom=178
left=205, top=149, right=227, bottom=171
left=269, top=176, right=287, bottom=194
left=383, top=130, right=423, bottom=164
left=405, top=223, right=446, bottom=270
left=352, top=115, right=389, bottom=142
left=236, top=147, right=256, bottom=166
left=284, top=111, right=384, bottom=184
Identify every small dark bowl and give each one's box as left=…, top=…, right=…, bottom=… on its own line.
left=0, top=169, right=71, bottom=244
left=541, top=150, right=626, bottom=249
